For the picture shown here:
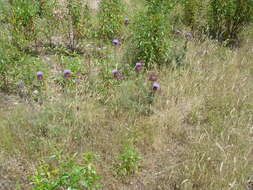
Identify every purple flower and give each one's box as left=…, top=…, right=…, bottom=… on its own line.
left=116, top=73, right=124, bottom=79
left=152, top=82, right=160, bottom=91
left=185, top=32, right=193, bottom=39
left=111, top=69, right=123, bottom=79
left=124, top=18, right=129, bottom=25
left=135, top=62, right=143, bottom=72
left=37, top=71, right=43, bottom=81
left=64, top=69, right=71, bottom=78
left=112, top=39, right=119, bottom=45
left=135, top=62, right=142, bottom=67
left=111, top=69, right=118, bottom=74
left=111, top=69, right=118, bottom=77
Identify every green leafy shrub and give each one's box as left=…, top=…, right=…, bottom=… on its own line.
left=181, top=0, right=253, bottom=45
left=129, top=0, right=173, bottom=68
left=0, top=37, right=21, bottom=91
left=5, top=0, right=40, bottom=49
left=31, top=152, right=101, bottom=190
left=66, top=0, right=92, bottom=49
left=36, top=0, right=59, bottom=47
left=208, top=0, right=253, bottom=45
left=97, top=0, right=125, bottom=40
left=0, top=33, right=47, bottom=94
left=115, top=145, right=141, bottom=176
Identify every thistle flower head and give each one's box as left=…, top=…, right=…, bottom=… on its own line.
left=135, top=62, right=143, bottom=72
left=37, top=71, right=43, bottom=76
left=112, top=39, right=119, bottom=45
left=116, top=73, right=124, bottom=79
left=63, top=69, right=71, bottom=78
left=124, top=18, right=129, bottom=25
left=37, top=71, right=43, bottom=80
left=135, top=62, right=142, bottom=67
left=152, top=82, right=160, bottom=91
left=111, top=69, right=118, bottom=74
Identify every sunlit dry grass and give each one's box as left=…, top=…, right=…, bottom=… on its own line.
left=0, top=34, right=252, bottom=189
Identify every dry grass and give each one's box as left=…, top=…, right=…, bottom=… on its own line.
left=0, top=35, right=252, bottom=189
left=0, top=0, right=252, bottom=189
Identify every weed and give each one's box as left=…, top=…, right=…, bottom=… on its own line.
left=115, top=145, right=141, bottom=176
left=30, top=152, right=101, bottom=190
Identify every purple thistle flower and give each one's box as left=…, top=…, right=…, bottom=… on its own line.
left=135, top=62, right=143, bottom=72
left=111, top=69, right=118, bottom=77
left=124, top=18, right=129, bottom=25
left=64, top=69, right=71, bottom=78
left=185, top=32, right=193, bottom=39
left=135, top=62, right=142, bottom=67
left=152, top=82, right=160, bottom=91
left=116, top=73, right=124, bottom=79
left=112, top=39, right=119, bottom=45
left=37, top=71, right=43, bottom=81
left=111, top=69, right=118, bottom=74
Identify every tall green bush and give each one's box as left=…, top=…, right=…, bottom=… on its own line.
left=129, top=0, right=174, bottom=68
left=0, top=40, right=20, bottom=91
left=208, top=0, right=253, bottom=45
left=5, top=0, right=40, bottom=49
left=182, top=0, right=253, bottom=45
left=66, top=0, right=91, bottom=49
left=97, top=0, right=124, bottom=40
left=36, top=0, right=59, bottom=47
